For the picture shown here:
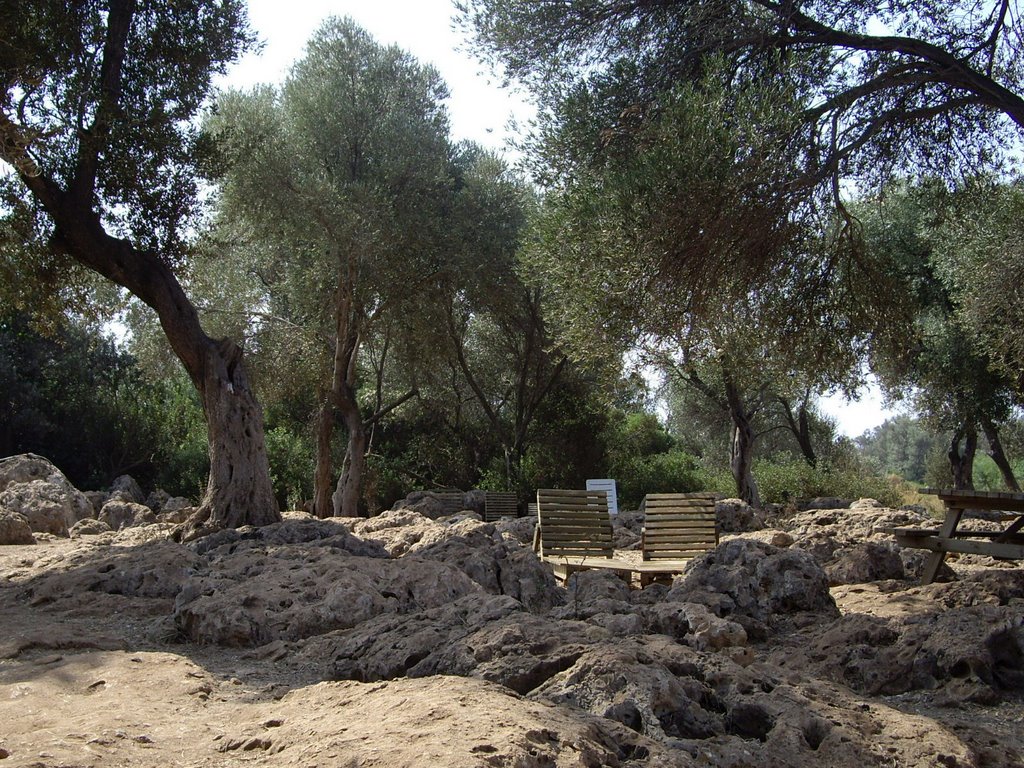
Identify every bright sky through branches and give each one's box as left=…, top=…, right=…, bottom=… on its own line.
left=217, top=0, right=533, bottom=154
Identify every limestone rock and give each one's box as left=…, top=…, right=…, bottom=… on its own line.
left=68, top=518, right=113, bottom=538
left=825, top=541, right=906, bottom=585
left=99, top=500, right=157, bottom=530
left=786, top=505, right=931, bottom=542
left=668, top=539, right=839, bottom=639
left=798, top=497, right=852, bottom=510
left=409, top=518, right=563, bottom=612
left=730, top=529, right=794, bottom=548
left=347, top=509, right=444, bottom=556
left=775, top=604, right=1024, bottom=704
left=391, top=490, right=468, bottom=519
left=0, top=479, right=87, bottom=535
left=187, top=516, right=388, bottom=559
left=851, top=498, right=884, bottom=510
left=109, top=474, right=145, bottom=504
left=716, top=498, right=765, bottom=533
left=0, top=453, right=68, bottom=491
left=642, top=601, right=748, bottom=651
left=145, top=488, right=171, bottom=511
left=494, top=515, right=536, bottom=547
left=84, top=490, right=108, bottom=516
left=0, top=508, right=35, bottom=545
left=158, top=500, right=193, bottom=524
left=173, top=545, right=483, bottom=647
left=324, top=595, right=613, bottom=694
left=162, top=496, right=192, bottom=514
left=23, top=539, right=204, bottom=602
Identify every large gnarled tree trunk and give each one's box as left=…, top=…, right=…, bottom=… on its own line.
left=59, top=228, right=280, bottom=537
left=5, top=1, right=279, bottom=537
left=948, top=425, right=977, bottom=490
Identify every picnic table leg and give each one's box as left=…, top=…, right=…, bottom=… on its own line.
left=996, top=515, right=1024, bottom=543
left=921, top=505, right=964, bottom=584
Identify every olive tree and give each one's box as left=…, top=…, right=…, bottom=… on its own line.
left=208, top=18, right=451, bottom=517
left=1, top=0, right=279, bottom=535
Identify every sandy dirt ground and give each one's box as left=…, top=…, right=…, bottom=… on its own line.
left=1, top=535, right=1023, bottom=768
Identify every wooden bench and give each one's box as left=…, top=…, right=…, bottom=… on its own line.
left=534, top=488, right=635, bottom=584
left=886, top=526, right=1024, bottom=560
left=886, top=488, right=1024, bottom=583
left=637, top=493, right=718, bottom=585
left=483, top=491, right=518, bottom=522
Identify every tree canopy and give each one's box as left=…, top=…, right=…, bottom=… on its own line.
left=458, top=0, right=1024, bottom=189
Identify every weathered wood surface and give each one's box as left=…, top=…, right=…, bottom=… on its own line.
left=641, top=493, right=719, bottom=562
left=483, top=491, right=519, bottom=522
left=894, top=489, right=1024, bottom=583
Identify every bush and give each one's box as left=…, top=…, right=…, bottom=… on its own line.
left=265, top=426, right=314, bottom=510
left=752, top=457, right=905, bottom=508
left=614, top=449, right=704, bottom=509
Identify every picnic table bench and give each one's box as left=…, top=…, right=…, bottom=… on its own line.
left=886, top=488, right=1024, bottom=584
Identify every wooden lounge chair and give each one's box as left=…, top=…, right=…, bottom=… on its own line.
left=483, top=491, right=518, bottom=522
left=637, top=492, right=719, bottom=585
left=533, top=488, right=635, bottom=584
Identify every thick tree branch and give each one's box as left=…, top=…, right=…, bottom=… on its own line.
left=71, top=0, right=135, bottom=206
left=763, top=1, right=1024, bottom=128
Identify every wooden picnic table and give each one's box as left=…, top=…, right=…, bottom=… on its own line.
left=888, top=488, right=1024, bottom=584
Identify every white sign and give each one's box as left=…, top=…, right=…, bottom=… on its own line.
left=586, top=478, right=618, bottom=515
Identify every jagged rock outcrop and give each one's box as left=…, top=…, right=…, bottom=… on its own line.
left=99, top=500, right=157, bottom=530
left=668, top=539, right=839, bottom=639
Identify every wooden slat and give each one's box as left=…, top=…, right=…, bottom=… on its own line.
left=483, top=491, right=518, bottom=522
left=535, top=488, right=612, bottom=560
left=644, top=536, right=717, bottom=545
left=892, top=533, right=1024, bottom=560
left=433, top=490, right=465, bottom=514
left=641, top=492, right=718, bottom=562
left=643, top=520, right=716, bottom=528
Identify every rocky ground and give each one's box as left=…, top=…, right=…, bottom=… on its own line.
left=1, top=454, right=1023, bottom=767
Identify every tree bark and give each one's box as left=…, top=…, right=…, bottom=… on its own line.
left=724, top=375, right=761, bottom=508
left=328, top=269, right=366, bottom=517
left=779, top=395, right=817, bottom=467
left=187, top=338, right=280, bottom=533
left=42, top=206, right=280, bottom=538
left=332, top=399, right=367, bottom=517
left=312, top=395, right=334, bottom=518
left=6, top=2, right=279, bottom=537
left=948, top=425, right=977, bottom=490
left=981, top=418, right=1021, bottom=492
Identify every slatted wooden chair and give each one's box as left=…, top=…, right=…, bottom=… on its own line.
left=434, top=489, right=465, bottom=515
left=483, top=491, right=519, bottom=522
left=533, top=488, right=635, bottom=583
left=638, top=492, right=719, bottom=585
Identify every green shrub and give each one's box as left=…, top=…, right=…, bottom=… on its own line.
left=753, top=457, right=904, bottom=508
left=614, top=449, right=704, bottom=509
left=264, top=426, right=314, bottom=510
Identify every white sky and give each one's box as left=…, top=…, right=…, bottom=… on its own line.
left=218, top=0, right=902, bottom=438
left=818, top=381, right=903, bottom=439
